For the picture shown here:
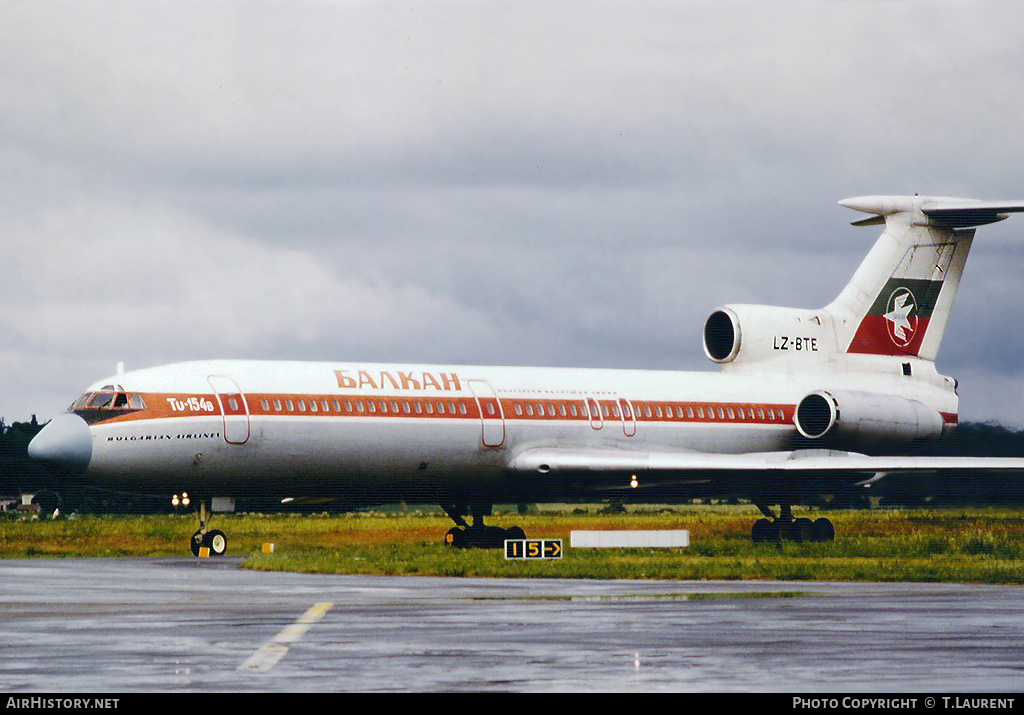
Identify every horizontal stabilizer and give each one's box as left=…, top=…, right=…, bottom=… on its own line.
left=922, top=199, right=1024, bottom=228
left=841, top=195, right=1024, bottom=228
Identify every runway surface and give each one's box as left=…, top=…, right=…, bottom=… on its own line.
left=1, top=557, right=1022, bottom=692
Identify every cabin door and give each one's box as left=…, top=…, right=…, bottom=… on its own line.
left=468, top=380, right=505, bottom=447
left=208, top=375, right=251, bottom=445
left=618, top=398, right=637, bottom=437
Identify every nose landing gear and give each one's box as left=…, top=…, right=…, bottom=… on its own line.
left=189, top=499, right=229, bottom=556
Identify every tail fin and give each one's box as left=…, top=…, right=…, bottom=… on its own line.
left=827, top=196, right=1024, bottom=361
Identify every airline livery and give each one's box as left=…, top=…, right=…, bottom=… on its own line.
left=28, top=195, right=1024, bottom=551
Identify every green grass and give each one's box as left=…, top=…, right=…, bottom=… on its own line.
left=3, top=505, right=1024, bottom=583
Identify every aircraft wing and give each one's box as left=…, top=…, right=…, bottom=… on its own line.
left=512, top=446, right=1024, bottom=478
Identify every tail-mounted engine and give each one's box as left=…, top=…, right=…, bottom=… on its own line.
left=704, top=304, right=834, bottom=368
left=794, top=390, right=943, bottom=446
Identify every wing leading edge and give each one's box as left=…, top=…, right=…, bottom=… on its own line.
left=512, top=446, right=1024, bottom=477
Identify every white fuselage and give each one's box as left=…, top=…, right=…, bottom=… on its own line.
left=73, top=358, right=958, bottom=504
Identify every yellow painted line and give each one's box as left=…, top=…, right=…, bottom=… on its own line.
left=239, top=602, right=334, bottom=672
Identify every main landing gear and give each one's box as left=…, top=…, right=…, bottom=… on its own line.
left=751, top=503, right=835, bottom=544
left=189, top=499, right=228, bottom=556
left=442, top=504, right=526, bottom=549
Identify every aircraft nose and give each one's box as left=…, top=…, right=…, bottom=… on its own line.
left=28, top=413, right=93, bottom=474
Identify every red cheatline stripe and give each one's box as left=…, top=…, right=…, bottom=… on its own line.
left=81, top=393, right=796, bottom=427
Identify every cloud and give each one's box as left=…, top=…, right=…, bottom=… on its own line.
left=0, top=199, right=494, bottom=369
left=2, top=0, right=1024, bottom=428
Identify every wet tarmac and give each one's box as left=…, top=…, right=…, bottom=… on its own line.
left=1, top=557, right=1022, bottom=692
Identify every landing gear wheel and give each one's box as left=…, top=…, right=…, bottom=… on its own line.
left=751, top=518, right=774, bottom=543
left=812, top=518, right=835, bottom=542
left=790, top=518, right=815, bottom=544
left=505, top=526, right=526, bottom=541
left=204, top=529, right=228, bottom=556
left=190, top=528, right=228, bottom=556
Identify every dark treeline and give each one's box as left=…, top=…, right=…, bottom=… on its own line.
left=876, top=422, right=1024, bottom=505
left=2, top=417, right=1023, bottom=514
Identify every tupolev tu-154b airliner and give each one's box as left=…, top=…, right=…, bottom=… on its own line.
left=28, top=195, right=1024, bottom=552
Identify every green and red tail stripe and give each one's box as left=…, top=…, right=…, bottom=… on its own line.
left=846, top=278, right=944, bottom=356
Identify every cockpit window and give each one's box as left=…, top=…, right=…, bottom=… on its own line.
left=74, top=391, right=147, bottom=412
left=87, top=392, right=115, bottom=409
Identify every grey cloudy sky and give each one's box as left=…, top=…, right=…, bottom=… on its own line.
left=3, top=0, right=1024, bottom=426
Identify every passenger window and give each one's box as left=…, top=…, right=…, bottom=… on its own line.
left=261, top=399, right=270, bottom=411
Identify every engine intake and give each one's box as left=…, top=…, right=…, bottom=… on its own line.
left=703, top=304, right=833, bottom=367
left=704, top=309, right=740, bottom=363
left=795, top=390, right=943, bottom=445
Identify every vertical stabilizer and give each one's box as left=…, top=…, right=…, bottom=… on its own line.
left=827, top=196, right=1024, bottom=362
